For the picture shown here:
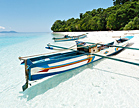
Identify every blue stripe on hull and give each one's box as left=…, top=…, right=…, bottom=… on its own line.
left=29, top=51, right=77, bottom=63
left=31, top=61, right=91, bottom=81
left=30, top=53, right=85, bottom=68
left=108, top=48, right=123, bottom=56
left=30, top=56, right=95, bottom=81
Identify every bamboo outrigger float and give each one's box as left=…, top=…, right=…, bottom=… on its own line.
left=19, top=36, right=139, bottom=91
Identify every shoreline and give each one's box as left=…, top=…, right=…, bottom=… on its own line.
left=52, top=30, right=139, bottom=35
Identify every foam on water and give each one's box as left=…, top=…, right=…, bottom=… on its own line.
left=0, top=32, right=139, bottom=108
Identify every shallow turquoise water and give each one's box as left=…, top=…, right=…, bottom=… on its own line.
left=0, top=32, right=56, bottom=49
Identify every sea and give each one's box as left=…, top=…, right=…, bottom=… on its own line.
left=0, top=32, right=139, bottom=108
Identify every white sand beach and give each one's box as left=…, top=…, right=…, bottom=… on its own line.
left=56, top=30, right=139, bottom=63
left=0, top=31, right=139, bottom=108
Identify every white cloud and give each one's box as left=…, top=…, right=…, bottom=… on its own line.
left=0, top=26, right=5, bottom=29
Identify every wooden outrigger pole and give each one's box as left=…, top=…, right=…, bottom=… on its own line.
left=18, top=58, right=29, bottom=91
left=93, top=53, right=139, bottom=66
left=48, top=44, right=139, bottom=66
left=23, top=60, right=29, bottom=91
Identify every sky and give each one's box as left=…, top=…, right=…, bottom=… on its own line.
left=0, top=0, right=113, bottom=32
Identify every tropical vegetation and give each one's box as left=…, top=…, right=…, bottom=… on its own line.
left=51, top=0, right=139, bottom=32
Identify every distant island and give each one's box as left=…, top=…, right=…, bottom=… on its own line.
left=0, top=31, right=17, bottom=33
left=51, top=0, right=139, bottom=32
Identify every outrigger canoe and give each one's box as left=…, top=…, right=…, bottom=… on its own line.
left=19, top=36, right=138, bottom=91
left=52, top=34, right=87, bottom=42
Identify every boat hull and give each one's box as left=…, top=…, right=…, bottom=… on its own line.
left=53, top=35, right=87, bottom=42
left=28, top=39, right=129, bottom=81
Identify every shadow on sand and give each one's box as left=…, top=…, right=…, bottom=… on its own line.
left=19, top=59, right=102, bottom=101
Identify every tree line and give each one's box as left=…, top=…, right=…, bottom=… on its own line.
left=51, top=1, right=139, bottom=32
left=113, top=0, right=138, bottom=5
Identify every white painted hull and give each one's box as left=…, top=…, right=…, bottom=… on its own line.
left=29, top=40, right=129, bottom=81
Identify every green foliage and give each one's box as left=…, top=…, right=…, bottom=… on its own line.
left=113, top=0, right=139, bottom=6
left=113, top=0, right=131, bottom=5
left=107, top=14, right=117, bottom=30
left=124, top=17, right=139, bottom=30
left=51, top=1, right=139, bottom=32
